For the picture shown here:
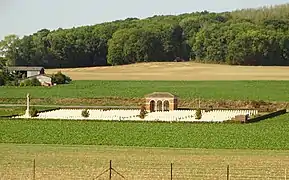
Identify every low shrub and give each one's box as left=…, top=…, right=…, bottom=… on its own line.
left=20, top=78, right=41, bottom=87
left=51, top=71, right=72, bottom=85
left=31, top=77, right=41, bottom=86
left=5, top=80, right=19, bottom=86
left=195, top=108, right=202, bottom=120
left=30, top=108, right=38, bottom=117
left=81, top=109, right=90, bottom=118
left=139, top=105, right=148, bottom=119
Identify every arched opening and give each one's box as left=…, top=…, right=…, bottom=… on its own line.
left=157, top=100, right=162, bottom=111
left=164, top=100, right=169, bottom=111
left=150, top=100, right=155, bottom=112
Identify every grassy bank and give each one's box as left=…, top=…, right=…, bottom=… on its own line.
left=1, top=113, right=288, bottom=149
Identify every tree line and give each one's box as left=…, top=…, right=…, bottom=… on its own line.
left=1, top=3, right=289, bottom=67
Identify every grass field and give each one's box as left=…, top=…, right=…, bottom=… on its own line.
left=1, top=80, right=289, bottom=102
left=1, top=113, right=289, bottom=150
left=46, top=62, right=289, bottom=80
left=1, top=144, right=289, bottom=179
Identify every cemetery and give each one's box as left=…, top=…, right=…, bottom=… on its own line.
left=14, top=92, right=259, bottom=123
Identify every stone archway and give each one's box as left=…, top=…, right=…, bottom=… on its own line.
left=157, top=100, right=162, bottom=111
left=164, top=100, right=169, bottom=111
left=150, top=100, right=155, bottom=112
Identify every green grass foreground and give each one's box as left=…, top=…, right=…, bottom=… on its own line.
left=0, top=80, right=289, bottom=101
left=1, top=114, right=288, bottom=149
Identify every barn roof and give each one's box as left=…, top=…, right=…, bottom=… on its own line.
left=145, top=92, right=178, bottom=98
left=7, top=66, right=44, bottom=71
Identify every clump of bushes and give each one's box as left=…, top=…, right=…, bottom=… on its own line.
left=81, top=109, right=90, bottom=118
left=0, top=70, right=15, bottom=86
left=30, top=107, right=38, bottom=117
left=195, top=108, right=202, bottom=120
left=20, top=77, right=41, bottom=87
left=139, top=105, right=148, bottom=119
left=51, top=71, right=72, bottom=85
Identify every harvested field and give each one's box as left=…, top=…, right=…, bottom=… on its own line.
left=46, top=62, right=289, bottom=80
left=1, top=144, right=289, bottom=180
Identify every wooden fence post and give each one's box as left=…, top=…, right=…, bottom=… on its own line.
left=109, top=160, right=112, bottom=180
left=33, top=159, right=36, bottom=180
left=227, top=165, right=229, bottom=180
left=170, top=163, right=173, bottom=180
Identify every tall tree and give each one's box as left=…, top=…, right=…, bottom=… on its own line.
left=0, top=34, right=20, bottom=66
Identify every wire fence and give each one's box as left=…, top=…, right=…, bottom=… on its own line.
left=1, top=159, right=288, bottom=180
left=0, top=159, right=287, bottom=180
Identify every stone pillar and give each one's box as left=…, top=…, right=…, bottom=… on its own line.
left=24, top=93, right=31, bottom=118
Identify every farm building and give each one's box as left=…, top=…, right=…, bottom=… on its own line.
left=7, top=66, right=52, bottom=86
left=7, top=66, right=45, bottom=78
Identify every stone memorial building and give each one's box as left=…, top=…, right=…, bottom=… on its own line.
left=145, top=92, right=178, bottom=112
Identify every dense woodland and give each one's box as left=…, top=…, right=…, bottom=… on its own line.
left=1, top=4, right=289, bottom=67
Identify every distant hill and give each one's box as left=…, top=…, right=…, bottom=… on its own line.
left=1, top=3, right=289, bottom=68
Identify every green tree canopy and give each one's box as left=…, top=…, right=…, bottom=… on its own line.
left=1, top=3, right=289, bottom=67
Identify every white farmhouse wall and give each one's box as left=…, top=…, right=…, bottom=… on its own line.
left=27, top=70, right=40, bottom=77
left=36, top=75, right=52, bottom=85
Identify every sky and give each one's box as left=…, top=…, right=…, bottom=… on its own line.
left=0, top=0, right=288, bottom=40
